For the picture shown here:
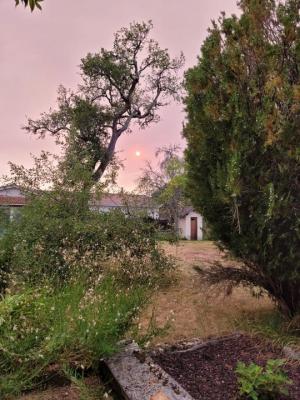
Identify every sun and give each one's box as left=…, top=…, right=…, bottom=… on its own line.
left=135, top=150, right=141, bottom=157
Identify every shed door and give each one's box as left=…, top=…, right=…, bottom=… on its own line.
left=191, top=217, right=198, bottom=240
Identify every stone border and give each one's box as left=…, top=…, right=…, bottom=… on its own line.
left=99, top=334, right=300, bottom=399
left=100, top=340, right=194, bottom=400
left=152, top=332, right=243, bottom=355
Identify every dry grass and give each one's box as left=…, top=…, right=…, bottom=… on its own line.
left=139, top=241, right=273, bottom=344
left=17, top=241, right=274, bottom=399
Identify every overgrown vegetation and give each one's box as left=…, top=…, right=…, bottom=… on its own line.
left=0, top=171, right=173, bottom=398
left=184, top=0, right=300, bottom=316
left=138, top=145, right=188, bottom=236
left=236, top=309, right=300, bottom=348
left=0, top=190, right=171, bottom=291
left=0, top=20, right=182, bottom=396
left=0, top=277, right=145, bottom=397
left=0, top=191, right=173, bottom=397
left=0, top=208, right=9, bottom=236
left=236, top=359, right=292, bottom=400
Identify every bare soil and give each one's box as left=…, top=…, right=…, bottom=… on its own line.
left=140, top=241, right=273, bottom=344
left=152, top=334, right=300, bottom=400
left=16, top=374, right=112, bottom=400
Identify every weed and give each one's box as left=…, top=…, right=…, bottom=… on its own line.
left=236, top=310, right=300, bottom=348
left=236, top=359, right=292, bottom=400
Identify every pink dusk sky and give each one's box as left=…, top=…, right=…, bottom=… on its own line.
left=0, top=0, right=238, bottom=189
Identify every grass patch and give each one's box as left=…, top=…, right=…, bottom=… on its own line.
left=236, top=309, right=300, bottom=347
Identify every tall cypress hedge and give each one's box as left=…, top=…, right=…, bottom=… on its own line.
left=184, top=0, right=300, bottom=316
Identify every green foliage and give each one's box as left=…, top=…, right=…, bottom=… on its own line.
left=138, top=145, right=188, bottom=234
left=63, top=368, right=108, bottom=400
left=0, top=276, right=145, bottom=397
left=15, top=0, right=43, bottom=11
left=184, top=0, right=300, bottom=316
left=0, top=209, right=11, bottom=296
left=0, top=189, right=172, bottom=291
left=155, top=229, right=179, bottom=243
left=0, top=177, right=173, bottom=397
left=0, top=208, right=10, bottom=236
left=237, top=309, right=300, bottom=348
left=236, top=359, right=292, bottom=400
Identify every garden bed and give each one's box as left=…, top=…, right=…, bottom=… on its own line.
left=151, top=334, right=300, bottom=400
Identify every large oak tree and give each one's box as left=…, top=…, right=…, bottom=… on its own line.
left=25, top=21, right=184, bottom=182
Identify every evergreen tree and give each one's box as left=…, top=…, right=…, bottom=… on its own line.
left=184, top=0, right=300, bottom=316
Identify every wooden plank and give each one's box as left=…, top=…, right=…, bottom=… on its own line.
left=101, top=341, right=194, bottom=400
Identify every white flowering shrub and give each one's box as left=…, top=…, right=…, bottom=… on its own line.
left=0, top=276, right=145, bottom=397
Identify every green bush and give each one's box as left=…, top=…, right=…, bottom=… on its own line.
left=184, top=0, right=300, bottom=316
left=236, top=359, right=292, bottom=400
left=0, top=276, right=145, bottom=397
left=155, top=229, right=179, bottom=243
left=0, top=190, right=172, bottom=291
left=0, top=187, right=174, bottom=397
left=0, top=208, right=10, bottom=235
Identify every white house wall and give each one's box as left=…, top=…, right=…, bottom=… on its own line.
left=0, top=187, right=23, bottom=197
left=179, top=211, right=203, bottom=240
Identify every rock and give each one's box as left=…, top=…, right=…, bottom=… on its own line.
left=100, top=341, right=194, bottom=400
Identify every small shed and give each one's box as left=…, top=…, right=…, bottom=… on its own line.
left=178, top=207, right=203, bottom=240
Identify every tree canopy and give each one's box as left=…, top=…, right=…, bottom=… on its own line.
left=138, top=145, right=187, bottom=231
left=184, top=0, right=300, bottom=316
left=25, top=21, right=184, bottom=183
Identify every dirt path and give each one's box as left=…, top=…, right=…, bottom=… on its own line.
left=140, top=241, right=272, bottom=344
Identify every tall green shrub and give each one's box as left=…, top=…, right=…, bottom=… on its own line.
left=184, top=0, right=300, bottom=316
left=0, top=189, right=171, bottom=290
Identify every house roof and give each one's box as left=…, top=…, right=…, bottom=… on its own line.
left=0, top=184, right=26, bottom=206
left=0, top=196, right=26, bottom=206
left=92, top=193, right=155, bottom=209
left=0, top=184, right=21, bottom=190
left=0, top=184, right=155, bottom=210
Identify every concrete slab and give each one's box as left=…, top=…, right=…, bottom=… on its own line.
left=101, top=341, right=194, bottom=400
